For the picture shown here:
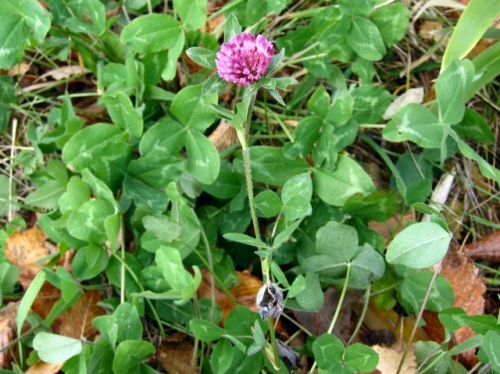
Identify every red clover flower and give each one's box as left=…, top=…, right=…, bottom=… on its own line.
left=215, top=32, right=274, bottom=87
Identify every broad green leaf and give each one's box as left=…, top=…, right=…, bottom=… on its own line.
left=436, top=59, right=474, bottom=125
left=201, top=164, right=241, bottom=199
left=344, top=343, right=379, bottom=372
left=171, top=85, right=218, bottom=131
left=186, top=47, right=217, bottom=69
left=316, top=221, right=358, bottom=259
left=190, top=319, right=226, bottom=342
left=186, top=130, right=220, bottom=184
left=283, top=116, right=322, bottom=159
left=202, top=73, right=226, bottom=95
left=254, top=190, right=282, bottom=218
left=370, top=4, right=409, bottom=46
left=224, top=14, right=242, bottom=43
left=47, top=0, right=105, bottom=35
left=383, top=103, right=444, bottom=148
left=210, top=339, right=234, bottom=374
left=350, top=246, right=386, bottom=288
left=314, top=155, right=376, bottom=207
left=25, top=180, right=66, bottom=210
left=120, top=14, right=182, bottom=54
left=295, top=272, right=324, bottom=311
left=386, top=222, right=451, bottom=268
left=401, top=272, right=454, bottom=313
left=67, top=199, right=115, bottom=244
left=81, top=168, right=117, bottom=208
left=307, top=85, right=330, bottom=118
left=139, top=118, right=186, bottom=157
left=33, top=333, right=82, bottom=364
left=162, top=31, right=186, bottom=81
left=100, top=92, right=144, bottom=138
left=351, top=85, right=392, bottom=123
left=224, top=232, right=269, bottom=249
left=88, top=339, right=114, bottom=373
left=312, top=334, right=344, bottom=370
left=114, top=303, right=143, bottom=343
left=173, top=0, right=207, bottom=30
left=325, top=94, right=353, bottom=128
left=143, top=215, right=182, bottom=243
left=344, top=191, right=400, bottom=222
left=447, top=335, right=483, bottom=356
left=282, top=173, right=313, bottom=221
left=155, top=246, right=200, bottom=304
left=127, top=155, right=183, bottom=190
left=351, top=57, right=375, bottom=84
left=112, top=340, right=155, bottom=374
left=122, top=175, right=169, bottom=213
left=453, top=108, right=495, bottom=144
left=44, top=267, right=82, bottom=326
left=92, top=315, right=118, bottom=347
left=85, top=244, right=108, bottom=278
left=442, top=0, right=500, bottom=69
left=438, top=307, right=468, bottom=333
left=0, top=0, right=51, bottom=68
left=62, top=123, right=131, bottom=189
left=481, top=331, right=500, bottom=371
left=288, top=275, right=306, bottom=298
left=348, top=16, right=386, bottom=61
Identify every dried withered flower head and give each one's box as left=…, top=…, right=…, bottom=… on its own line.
left=256, top=282, right=284, bottom=320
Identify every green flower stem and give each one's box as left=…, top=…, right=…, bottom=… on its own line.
left=235, top=90, right=280, bottom=370
left=309, top=262, right=351, bottom=374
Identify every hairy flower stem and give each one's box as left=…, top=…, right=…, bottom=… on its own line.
left=236, top=91, right=281, bottom=370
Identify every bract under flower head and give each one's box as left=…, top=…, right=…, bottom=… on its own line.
left=215, top=32, right=274, bottom=87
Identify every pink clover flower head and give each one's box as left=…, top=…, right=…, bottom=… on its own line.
left=216, top=32, right=274, bottom=87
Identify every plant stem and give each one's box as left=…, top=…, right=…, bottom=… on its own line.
left=237, top=90, right=280, bottom=369
left=309, top=262, right=352, bottom=374
left=396, top=262, right=442, bottom=374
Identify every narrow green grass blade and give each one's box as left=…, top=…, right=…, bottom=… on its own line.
left=442, top=0, right=500, bottom=70
left=16, top=271, right=46, bottom=333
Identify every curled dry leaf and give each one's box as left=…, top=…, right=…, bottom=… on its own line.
left=5, top=227, right=54, bottom=289
left=25, top=361, right=64, bottom=374
left=0, top=303, right=18, bottom=369
left=441, top=248, right=485, bottom=367
left=463, top=230, right=500, bottom=262
left=208, top=120, right=238, bottom=152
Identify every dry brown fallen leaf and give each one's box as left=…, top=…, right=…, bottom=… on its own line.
left=52, top=290, right=104, bottom=340
left=369, top=211, right=416, bottom=242
left=25, top=361, right=63, bottom=374
left=371, top=345, right=418, bottom=374
left=155, top=340, right=199, bottom=374
left=0, top=303, right=18, bottom=369
left=208, top=120, right=238, bottom=152
left=5, top=227, right=71, bottom=289
left=440, top=248, right=485, bottom=367
left=360, top=303, right=430, bottom=348
left=197, top=270, right=262, bottom=322
left=293, top=288, right=362, bottom=342
left=463, top=230, right=500, bottom=262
